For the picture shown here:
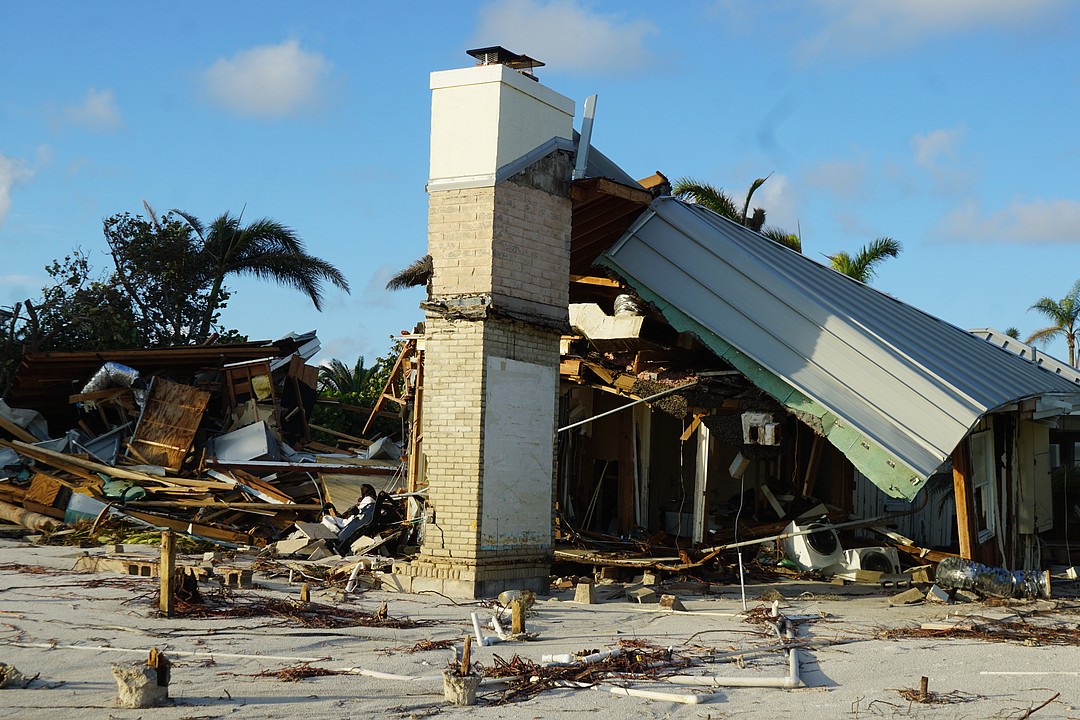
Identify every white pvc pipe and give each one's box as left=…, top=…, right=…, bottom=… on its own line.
left=580, top=648, right=621, bottom=664
left=470, top=611, right=500, bottom=646
left=344, top=561, right=365, bottom=594
left=339, top=667, right=433, bottom=682
left=608, top=686, right=723, bottom=704
left=666, top=674, right=802, bottom=689
left=470, top=612, right=486, bottom=646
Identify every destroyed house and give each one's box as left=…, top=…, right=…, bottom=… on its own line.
left=560, top=194, right=1080, bottom=572
left=391, top=49, right=1080, bottom=597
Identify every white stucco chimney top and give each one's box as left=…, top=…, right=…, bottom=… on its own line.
left=466, top=46, right=544, bottom=81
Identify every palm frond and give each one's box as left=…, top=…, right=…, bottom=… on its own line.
left=741, top=174, right=771, bottom=224
left=671, top=178, right=741, bottom=221
left=386, top=255, right=433, bottom=291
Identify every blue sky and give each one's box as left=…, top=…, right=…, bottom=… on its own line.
left=2, top=1, right=1079, bottom=366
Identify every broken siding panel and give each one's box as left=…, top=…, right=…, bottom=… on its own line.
left=128, top=378, right=211, bottom=470
left=480, top=356, right=556, bottom=550
left=852, top=474, right=953, bottom=549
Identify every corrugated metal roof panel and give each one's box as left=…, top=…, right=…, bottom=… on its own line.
left=600, top=198, right=1080, bottom=491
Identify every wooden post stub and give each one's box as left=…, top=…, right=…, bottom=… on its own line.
left=159, top=531, right=176, bottom=616
left=148, top=646, right=170, bottom=687
left=460, top=634, right=471, bottom=676
left=919, top=676, right=929, bottom=701
left=511, top=599, right=525, bottom=635
left=300, top=583, right=310, bottom=603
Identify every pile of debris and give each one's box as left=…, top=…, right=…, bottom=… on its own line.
left=0, top=333, right=414, bottom=557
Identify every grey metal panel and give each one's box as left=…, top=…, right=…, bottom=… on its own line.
left=602, top=198, right=1080, bottom=481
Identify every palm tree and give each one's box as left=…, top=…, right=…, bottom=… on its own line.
left=827, top=237, right=902, bottom=284
left=672, top=176, right=802, bottom=252
left=172, top=209, right=350, bottom=341
left=1026, top=279, right=1080, bottom=367
left=319, top=356, right=378, bottom=395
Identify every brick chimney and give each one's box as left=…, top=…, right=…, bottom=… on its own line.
left=393, top=49, right=574, bottom=598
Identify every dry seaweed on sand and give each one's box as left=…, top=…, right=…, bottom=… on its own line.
left=155, top=590, right=426, bottom=629
left=484, top=640, right=690, bottom=705
left=381, top=638, right=457, bottom=654
left=876, top=618, right=1080, bottom=647
left=249, top=663, right=348, bottom=682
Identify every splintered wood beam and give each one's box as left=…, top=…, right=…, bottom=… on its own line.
left=952, top=438, right=977, bottom=560
left=0, top=414, right=38, bottom=443
left=569, top=275, right=622, bottom=287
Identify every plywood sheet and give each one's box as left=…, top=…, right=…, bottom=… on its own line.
left=129, top=378, right=211, bottom=470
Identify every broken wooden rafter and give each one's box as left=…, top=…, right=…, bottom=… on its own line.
left=204, top=459, right=399, bottom=476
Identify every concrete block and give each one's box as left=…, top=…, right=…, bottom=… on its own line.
left=292, top=522, right=337, bottom=540
left=926, top=584, right=952, bottom=603
left=573, top=582, right=596, bottom=604
left=305, top=540, right=335, bottom=561
left=348, top=535, right=378, bottom=555
left=275, top=538, right=314, bottom=556
left=910, top=565, right=935, bottom=584
left=641, top=571, right=660, bottom=586
left=111, top=663, right=168, bottom=708
left=627, top=587, right=658, bottom=604
left=658, top=594, right=686, bottom=611
left=888, top=587, right=926, bottom=606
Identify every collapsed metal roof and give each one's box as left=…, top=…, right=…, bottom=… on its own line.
left=598, top=198, right=1080, bottom=499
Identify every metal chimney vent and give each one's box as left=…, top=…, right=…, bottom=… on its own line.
left=466, top=46, right=544, bottom=81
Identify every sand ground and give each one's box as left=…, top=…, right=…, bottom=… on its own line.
left=1, top=539, right=1078, bottom=720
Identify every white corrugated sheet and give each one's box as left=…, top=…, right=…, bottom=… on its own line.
left=601, top=198, right=1080, bottom=489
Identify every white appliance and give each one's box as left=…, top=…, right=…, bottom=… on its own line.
left=842, top=546, right=901, bottom=575
left=782, top=520, right=844, bottom=570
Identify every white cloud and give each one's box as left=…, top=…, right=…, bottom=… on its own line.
left=938, top=198, right=1080, bottom=244
left=64, top=87, right=123, bottom=131
left=0, top=153, right=32, bottom=225
left=473, top=0, right=656, bottom=73
left=805, top=158, right=868, bottom=201
left=911, top=127, right=965, bottom=170
left=754, top=173, right=802, bottom=230
left=798, top=0, right=1066, bottom=57
left=203, top=39, right=331, bottom=118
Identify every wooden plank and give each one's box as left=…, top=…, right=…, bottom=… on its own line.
left=129, top=378, right=211, bottom=470
left=24, top=472, right=68, bottom=508
left=801, top=434, right=824, bottom=498
left=617, top=411, right=635, bottom=535
left=0, top=413, right=39, bottom=443
left=952, top=438, right=977, bottom=560
left=125, top=501, right=323, bottom=510
left=569, top=275, right=622, bottom=287
left=160, top=531, right=175, bottom=616
left=122, top=509, right=253, bottom=545
left=67, top=387, right=132, bottom=404
left=205, top=459, right=398, bottom=476
left=308, top=424, right=370, bottom=446
left=583, top=362, right=615, bottom=385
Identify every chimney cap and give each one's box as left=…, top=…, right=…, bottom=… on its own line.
left=466, top=46, right=544, bottom=77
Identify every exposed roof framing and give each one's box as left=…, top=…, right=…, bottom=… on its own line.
left=570, top=178, right=652, bottom=276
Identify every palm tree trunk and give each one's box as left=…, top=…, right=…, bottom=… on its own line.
left=197, top=274, right=226, bottom=343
